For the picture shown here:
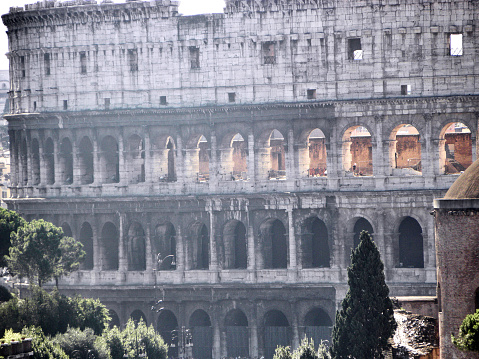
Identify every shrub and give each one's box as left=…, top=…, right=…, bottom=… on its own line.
left=274, top=346, right=293, bottom=359
left=53, top=327, right=109, bottom=359
left=21, top=326, right=67, bottom=359
left=122, top=319, right=167, bottom=359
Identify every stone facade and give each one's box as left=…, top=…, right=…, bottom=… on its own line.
left=2, top=0, right=479, bottom=358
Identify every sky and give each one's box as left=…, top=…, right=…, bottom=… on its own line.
left=0, top=0, right=226, bottom=70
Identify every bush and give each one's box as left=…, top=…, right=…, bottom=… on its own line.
left=452, top=309, right=479, bottom=352
left=0, top=287, right=109, bottom=337
left=53, top=327, right=109, bottom=359
left=274, top=346, right=293, bottom=359
left=100, top=326, right=124, bottom=359
left=295, top=338, right=318, bottom=359
left=21, top=327, right=67, bottom=359
left=122, top=319, right=167, bottom=359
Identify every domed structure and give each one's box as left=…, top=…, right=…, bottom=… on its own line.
left=444, top=159, right=479, bottom=199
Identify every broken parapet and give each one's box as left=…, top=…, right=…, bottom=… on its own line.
left=392, top=310, right=439, bottom=359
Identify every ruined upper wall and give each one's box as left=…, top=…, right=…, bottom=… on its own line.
left=2, top=0, right=478, bottom=113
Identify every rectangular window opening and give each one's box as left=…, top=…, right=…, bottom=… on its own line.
left=189, top=47, right=200, bottom=69
left=160, top=96, right=167, bottom=105
left=307, top=89, right=316, bottom=100
left=80, top=51, right=87, bottom=74
left=450, top=33, right=463, bottom=56
left=228, top=92, right=236, bottom=103
left=128, top=49, right=138, bottom=72
left=63, top=100, right=68, bottom=110
left=44, top=53, right=51, bottom=76
left=263, top=42, right=276, bottom=64
left=401, top=85, right=411, bottom=96
left=348, top=38, right=363, bottom=60
left=105, top=98, right=110, bottom=110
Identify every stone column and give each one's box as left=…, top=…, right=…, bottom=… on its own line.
left=212, top=319, right=221, bottom=359
left=93, top=134, right=101, bottom=185
left=38, top=136, right=45, bottom=186
left=118, top=213, right=128, bottom=272
left=373, top=118, right=385, bottom=177
left=25, top=132, right=32, bottom=187
left=247, top=213, right=256, bottom=271
left=208, top=203, right=218, bottom=271
left=209, top=132, right=218, bottom=191
left=144, top=129, right=153, bottom=182
left=145, top=224, right=153, bottom=271
left=54, top=137, right=62, bottom=185
left=8, top=130, right=17, bottom=187
left=250, top=308, right=259, bottom=358
left=287, top=207, right=297, bottom=269
left=176, top=136, right=185, bottom=184
left=248, top=133, right=255, bottom=185
left=176, top=225, right=185, bottom=272
left=287, top=129, right=295, bottom=180
left=291, top=307, right=300, bottom=350
left=72, top=134, right=80, bottom=185
left=92, top=222, right=101, bottom=271
left=118, top=134, right=126, bottom=184
left=296, top=143, right=309, bottom=178
left=423, top=116, right=434, bottom=177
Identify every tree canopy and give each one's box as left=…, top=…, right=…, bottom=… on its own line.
left=330, top=230, right=396, bottom=359
left=0, top=208, right=26, bottom=267
left=5, top=219, right=85, bottom=287
left=452, top=309, right=479, bottom=352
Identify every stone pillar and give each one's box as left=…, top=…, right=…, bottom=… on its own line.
left=176, top=136, right=185, bottom=184
left=287, top=129, right=295, bottom=180
left=184, top=149, right=200, bottom=182
left=212, top=319, right=221, bottom=359
left=92, top=222, right=101, bottom=271
left=247, top=214, right=256, bottom=271
left=25, top=132, right=32, bottom=187
left=176, top=225, right=185, bottom=272
left=296, top=143, right=309, bottom=178
left=38, top=136, right=45, bottom=186
left=54, top=138, right=62, bottom=185
left=93, top=134, right=101, bottom=185
left=145, top=224, right=153, bottom=271
left=118, top=135, right=126, bottom=184
left=119, top=213, right=128, bottom=272
left=373, top=119, right=385, bottom=177
left=287, top=207, right=297, bottom=269
left=208, top=203, right=218, bottom=271
left=72, top=135, right=80, bottom=185
left=209, top=132, right=218, bottom=191
left=8, top=130, right=18, bottom=187
left=291, top=307, right=300, bottom=350
left=423, top=116, right=434, bottom=177
left=144, top=130, right=153, bottom=182
left=250, top=309, right=259, bottom=358
left=248, top=133, right=255, bottom=184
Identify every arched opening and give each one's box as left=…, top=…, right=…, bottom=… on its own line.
left=260, top=219, right=287, bottom=269
left=353, top=218, right=374, bottom=248
left=126, top=134, right=145, bottom=184
left=44, top=137, right=55, bottom=185
left=166, top=138, right=176, bottom=182
left=269, top=130, right=286, bottom=180
left=301, top=217, right=330, bottom=268
left=223, top=220, right=247, bottom=269
left=61, top=222, right=73, bottom=237
left=225, top=309, right=249, bottom=358
left=304, top=308, right=333, bottom=348
left=80, top=222, right=94, bottom=270
left=398, top=217, right=424, bottom=268
left=389, top=125, right=422, bottom=175
left=189, top=223, right=209, bottom=270
left=264, top=310, right=290, bottom=359
left=59, top=137, right=73, bottom=184
left=31, top=138, right=40, bottom=185
left=342, top=126, right=373, bottom=176
left=130, top=310, right=147, bottom=325
left=154, top=222, right=176, bottom=270
left=308, top=129, right=327, bottom=177
left=101, top=222, right=119, bottom=271
left=79, top=136, right=94, bottom=185
left=198, top=136, right=209, bottom=182
left=21, top=138, right=28, bottom=185
left=157, top=310, right=178, bottom=358
left=439, top=122, right=472, bottom=174
left=100, top=136, right=119, bottom=184
left=189, top=310, right=212, bottom=359
left=109, top=310, right=120, bottom=328
left=128, top=222, right=146, bottom=271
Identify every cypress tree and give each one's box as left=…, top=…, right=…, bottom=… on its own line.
left=330, top=231, right=396, bottom=359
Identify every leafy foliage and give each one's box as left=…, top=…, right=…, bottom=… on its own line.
left=0, top=287, right=110, bottom=337
left=273, top=345, right=293, bottom=359
left=5, top=219, right=85, bottom=287
left=330, top=231, right=396, bottom=359
left=121, top=318, right=167, bottom=359
left=21, top=326, right=68, bottom=359
left=1, top=328, right=23, bottom=342
left=0, top=285, right=12, bottom=302
left=452, top=309, right=479, bottom=352
left=0, top=209, right=26, bottom=268
left=295, top=338, right=318, bottom=359
left=53, top=327, right=109, bottom=359
left=274, top=338, right=331, bottom=359
left=99, top=326, right=124, bottom=359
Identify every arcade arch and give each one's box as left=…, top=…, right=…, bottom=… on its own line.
left=109, top=310, right=120, bottom=328
left=126, top=134, right=145, bottom=184
left=157, top=310, right=179, bottom=358
left=389, top=124, right=422, bottom=175
left=260, top=219, right=287, bottom=269
left=189, top=223, right=209, bottom=270
left=153, top=222, right=176, bottom=270
left=439, top=122, right=472, bottom=174
left=130, top=309, right=147, bottom=325
left=268, top=129, right=286, bottom=180
left=20, top=138, right=27, bottom=185
left=100, top=222, right=119, bottom=271
left=301, top=217, right=330, bottom=268
left=44, top=137, right=55, bottom=185
left=219, top=133, right=248, bottom=181
left=308, top=128, right=327, bottom=177
left=189, top=310, right=213, bottom=359
left=303, top=308, right=333, bottom=348
left=353, top=217, right=374, bottom=248
left=78, top=136, right=94, bottom=185
left=128, top=222, right=146, bottom=271
left=263, top=310, right=291, bottom=359
left=80, top=222, right=94, bottom=270
left=31, top=138, right=40, bottom=185
left=225, top=309, right=249, bottom=358
left=100, top=136, right=119, bottom=184
left=59, top=137, right=73, bottom=184
left=398, top=216, right=424, bottom=268
left=342, top=126, right=373, bottom=176
left=223, top=220, right=247, bottom=269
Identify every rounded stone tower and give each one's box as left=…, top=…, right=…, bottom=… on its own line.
left=435, top=160, right=479, bottom=359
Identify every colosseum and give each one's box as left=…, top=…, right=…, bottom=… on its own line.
left=2, top=0, right=478, bottom=357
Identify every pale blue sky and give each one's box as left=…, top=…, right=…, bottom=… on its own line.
left=0, top=0, right=226, bottom=70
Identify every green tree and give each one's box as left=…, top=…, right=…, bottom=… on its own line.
left=5, top=219, right=85, bottom=287
left=21, top=326, right=68, bottom=359
left=122, top=318, right=167, bottom=359
left=100, top=326, right=124, bottom=359
left=273, top=345, right=293, bottom=359
left=295, top=338, right=318, bottom=359
left=330, top=231, right=396, bottom=359
left=0, top=208, right=26, bottom=267
left=452, top=309, right=479, bottom=352
left=53, top=327, right=110, bottom=359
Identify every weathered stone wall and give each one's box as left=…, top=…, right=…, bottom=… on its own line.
left=3, top=0, right=479, bottom=357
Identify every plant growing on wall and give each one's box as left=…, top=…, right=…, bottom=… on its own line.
left=330, top=230, right=396, bottom=359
